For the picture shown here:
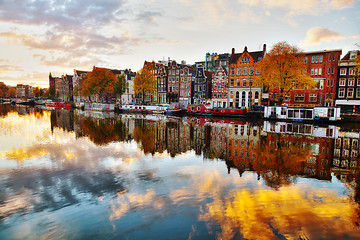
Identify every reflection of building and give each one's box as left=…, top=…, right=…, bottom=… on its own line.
left=209, top=122, right=229, bottom=160
left=51, top=110, right=74, bottom=132
left=263, top=122, right=334, bottom=181
left=333, top=131, right=359, bottom=171
left=226, top=123, right=260, bottom=175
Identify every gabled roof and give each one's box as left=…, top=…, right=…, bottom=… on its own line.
left=229, top=46, right=266, bottom=65
left=341, top=50, right=360, bottom=61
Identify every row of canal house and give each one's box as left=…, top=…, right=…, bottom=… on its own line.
left=50, top=46, right=358, bottom=112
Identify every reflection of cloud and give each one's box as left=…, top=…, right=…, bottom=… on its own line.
left=301, top=26, right=359, bottom=46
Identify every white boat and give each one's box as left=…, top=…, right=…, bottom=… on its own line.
left=83, top=102, right=115, bottom=111
left=264, top=106, right=341, bottom=122
left=119, top=104, right=168, bottom=113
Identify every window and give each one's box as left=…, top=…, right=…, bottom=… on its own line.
left=339, top=78, right=346, bottom=86
left=218, top=83, right=222, bottom=88
left=348, top=88, right=354, bottom=98
left=338, top=88, right=345, bottom=98
left=312, top=56, right=315, bottom=63
left=305, top=57, right=307, bottom=63
left=331, top=79, right=333, bottom=87
left=311, top=69, right=314, bottom=75
left=315, top=68, right=318, bottom=75
left=319, top=55, right=323, bottom=62
left=242, top=79, right=247, bottom=87
left=349, top=68, right=355, bottom=75
left=230, top=79, right=234, bottom=86
left=333, top=54, right=335, bottom=61
left=332, top=67, right=334, bottom=74
left=327, top=79, right=329, bottom=87
left=237, top=79, right=241, bottom=86
left=295, top=94, right=305, bottom=102
left=249, top=78, right=253, bottom=86
left=356, top=88, right=360, bottom=98
left=329, top=54, right=331, bottom=62
left=328, top=68, right=330, bottom=74
left=349, top=78, right=355, bottom=86
left=309, top=94, right=317, bottom=102
left=281, top=107, right=286, bottom=115
left=236, top=67, right=241, bottom=76
left=230, top=68, right=235, bottom=76
left=319, top=68, right=322, bottom=75
left=340, top=68, right=347, bottom=75
left=243, top=67, right=247, bottom=75
left=316, top=56, right=319, bottom=63
left=249, top=67, right=254, bottom=75
left=284, top=94, right=291, bottom=102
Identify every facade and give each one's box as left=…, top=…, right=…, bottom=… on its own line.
left=335, top=50, right=360, bottom=113
left=211, top=66, right=228, bottom=108
left=273, top=49, right=342, bottom=107
left=155, top=63, right=168, bottom=104
left=72, top=69, right=90, bottom=102
left=179, top=66, right=194, bottom=107
left=167, top=60, right=181, bottom=103
left=16, top=84, right=32, bottom=98
left=120, top=69, right=136, bottom=104
left=228, top=45, right=266, bottom=108
left=193, top=66, right=212, bottom=104
left=205, top=52, right=230, bottom=73
left=49, top=74, right=73, bottom=101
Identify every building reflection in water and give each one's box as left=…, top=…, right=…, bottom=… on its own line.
left=49, top=111, right=359, bottom=186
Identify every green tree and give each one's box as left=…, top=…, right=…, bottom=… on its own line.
left=81, top=67, right=117, bottom=102
left=113, top=74, right=128, bottom=103
left=0, top=82, right=9, bottom=98
left=134, top=65, right=156, bottom=104
left=255, top=41, right=316, bottom=105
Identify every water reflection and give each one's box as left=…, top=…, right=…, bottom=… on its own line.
left=1, top=106, right=360, bottom=239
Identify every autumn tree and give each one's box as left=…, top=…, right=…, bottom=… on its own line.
left=32, top=87, right=42, bottom=98
left=255, top=41, right=316, bottom=105
left=134, top=65, right=156, bottom=104
left=113, top=74, right=128, bottom=103
left=81, top=67, right=117, bottom=102
left=8, top=87, right=17, bottom=98
left=0, top=82, right=9, bottom=98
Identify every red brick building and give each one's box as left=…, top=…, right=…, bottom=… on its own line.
left=269, top=49, right=342, bottom=107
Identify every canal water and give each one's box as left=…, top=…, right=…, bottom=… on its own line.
left=1, top=104, right=360, bottom=239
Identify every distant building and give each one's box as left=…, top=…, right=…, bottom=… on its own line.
left=72, top=69, right=90, bottom=102
left=16, top=84, right=32, bottom=98
left=205, top=52, right=230, bottom=73
left=193, top=66, right=212, bottom=104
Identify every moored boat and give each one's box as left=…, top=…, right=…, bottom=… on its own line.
left=264, top=106, right=341, bottom=122
left=45, top=102, right=72, bottom=109
left=83, top=102, right=115, bottom=111
left=118, top=104, right=168, bottom=113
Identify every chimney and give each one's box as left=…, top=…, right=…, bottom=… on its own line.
left=244, top=46, right=248, bottom=52
left=231, top=48, right=235, bottom=55
left=263, top=44, right=267, bottom=52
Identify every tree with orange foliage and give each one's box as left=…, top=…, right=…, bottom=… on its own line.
left=252, top=135, right=311, bottom=189
left=134, top=65, right=156, bottom=104
left=0, top=82, right=9, bottom=98
left=8, top=87, right=17, bottom=98
left=255, top=41, right=316, bottom=105
left=81, top=67, right=117, bottom=102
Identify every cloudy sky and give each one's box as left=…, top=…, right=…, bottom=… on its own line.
left=0, top=0, right=359, bottom=88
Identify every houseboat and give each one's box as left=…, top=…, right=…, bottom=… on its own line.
left=187, top=104, right=248, bottom=117
left=45, top=102, right=72, bottom=109
left=118, top=104, right=168, bottom=113
left=264, top=106, right=341, bottom=122
left=83, top=102, right=115, bottom=111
